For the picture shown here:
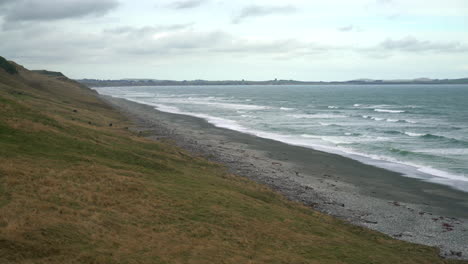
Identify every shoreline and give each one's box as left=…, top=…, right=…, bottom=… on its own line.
left=101, top=95, right=468, bottom=259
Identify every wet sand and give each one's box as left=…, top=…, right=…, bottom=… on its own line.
left=101, top=95, right=468, bottom=259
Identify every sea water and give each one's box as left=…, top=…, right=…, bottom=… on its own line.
left=95, top=84, right=468, bottom=192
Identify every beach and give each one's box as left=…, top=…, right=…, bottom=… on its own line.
left=101, top=95, right=468, bottom=259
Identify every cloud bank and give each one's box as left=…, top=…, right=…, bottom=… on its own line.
left=0, top=0, right=119, bottom=23
left=0, top=0, right=466, bottom=80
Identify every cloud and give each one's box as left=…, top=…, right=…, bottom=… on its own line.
left=337, top=25, right=363, bottom=32
left=379, top=37, right=467, bottom=53
left=1, top=0, right=119, bottom=23
left=359, top=36, right=468, bottom=59
left=233, top=5, right=296, bottom=24
left=167, top=0, right=206, bottom=9
left=0, top=0, right=13, bottom=6
left=338, top=25, right=354, bottom=32
left=104, top=24, right=193, bottom=36
left=0, top=20, right=338, bottom=66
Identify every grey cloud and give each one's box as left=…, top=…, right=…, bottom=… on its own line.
left=105, top=24, right=193, bottom=36
left=2, top=0, right=119, bottom=23
left=0, top=0, right=13, bottom=6
left=233, top=5, right=296, bottom=24
left=338, top=25, right=354, bottom=32
left=380, top=37, right=467, bottom=53
left=119, top=30, right=232, bottom=56
left=338, top=25, right=363, bottom=32
left=168, top=0, right=206, bottom=9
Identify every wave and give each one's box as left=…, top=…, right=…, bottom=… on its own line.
left=288, top=114, right=347, bottom=119
left=404, top=132, right=425, bottom=137
left=355, top=104, right=401, bottom=109
left=422, top=134, right=468, bottom=145
left=344, top=132, right=361, bottom=136
left=318, top=122, right=341, bottom=127
left=389, top=148, right=413, bottom=156
left=361, top=115, right=416, bottom=123
left=362, top=115, right=384, bottom=121
left=374, top=109, right=405, bottom=113
left=328, top=106, right=339, bottom=109
left=384, top=130, right=402, bottom=135
left=403, top=132, right=468, bottom=145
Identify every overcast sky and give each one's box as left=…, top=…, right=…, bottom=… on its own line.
left=0, top=0, right=467, bottom=81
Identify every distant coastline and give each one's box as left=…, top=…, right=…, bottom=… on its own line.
left=76, top=76, right=468, bottom=87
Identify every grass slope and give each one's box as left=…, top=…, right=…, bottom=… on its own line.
left=0, top=62, right=465, bottom=264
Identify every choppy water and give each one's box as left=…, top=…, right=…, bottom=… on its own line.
left=95, top=84, right=468, bottom=192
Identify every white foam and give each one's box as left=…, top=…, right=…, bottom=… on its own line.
left=319, top=122, right=332, bottom=126
left=362, top=115, right=416, bottom=124
left=404, top=132, right=425, bottom=137
left=280, top=107, right=295, bottom=111
left=418, top=167, right=468, bottom=182
left=152, top=104, right=249, bottom=132
left=374, top=109, right=405, bottom=113
left=328, top=106, right=339, bottom=109
left=154, top=104, right=181, bottom=113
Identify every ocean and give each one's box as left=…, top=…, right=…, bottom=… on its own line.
left=95, top=84, right=468, bottom=192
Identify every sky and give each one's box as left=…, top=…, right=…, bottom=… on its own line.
left=0, top=0, right=467, bottom=81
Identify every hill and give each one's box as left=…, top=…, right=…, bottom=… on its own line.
left=78, top=77, right=468, bottom=87
left=0, top=58, right=465, bottom=263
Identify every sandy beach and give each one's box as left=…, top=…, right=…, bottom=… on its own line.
left=102, top=95, right=468, bottom=259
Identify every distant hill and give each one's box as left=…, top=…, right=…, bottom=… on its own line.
left=77, top=77, right=468, bottom=87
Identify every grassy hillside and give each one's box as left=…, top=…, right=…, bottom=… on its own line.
left=0, top=60, right=465, bottom=264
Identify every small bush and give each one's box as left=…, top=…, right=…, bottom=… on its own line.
left=0, top=56, right=18, bottom=74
